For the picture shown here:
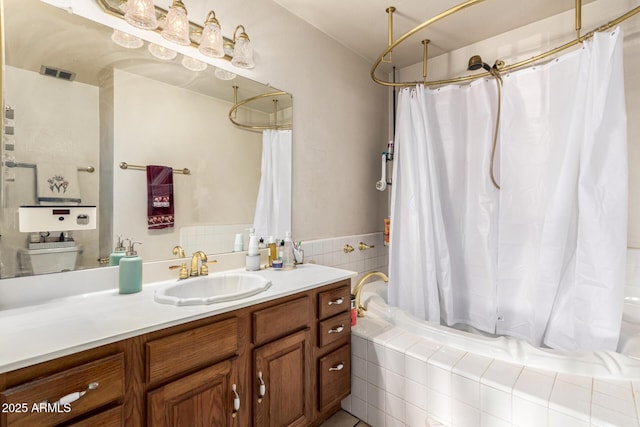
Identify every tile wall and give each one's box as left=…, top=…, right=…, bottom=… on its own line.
left=298, top=232, right=389, bottom=283
left=180, top=224, right=252, bottom=256
left=342, top=320, right=640, bottom=427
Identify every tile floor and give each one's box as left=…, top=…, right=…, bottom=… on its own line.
left=319, top=409, right=370, bottom=427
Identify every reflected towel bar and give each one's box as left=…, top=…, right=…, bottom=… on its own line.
left=119, top=162, right=191, bottom=175
left=5, top=161, right=95, bottom=173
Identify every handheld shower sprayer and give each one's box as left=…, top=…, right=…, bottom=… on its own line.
left=467, top=54, right=503, bottom=190
left=376, top=152, right=387, bottom=191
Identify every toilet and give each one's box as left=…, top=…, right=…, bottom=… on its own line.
left=18, top=246, right=80, bottom=275
left=16, top=206, right=96, bottom=275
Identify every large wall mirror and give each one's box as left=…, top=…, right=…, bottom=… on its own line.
left=0, top=0, right=292, bottom=278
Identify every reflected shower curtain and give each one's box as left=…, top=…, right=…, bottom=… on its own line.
left=389, top=29, right=627, bottom=351
left=253, top=129, right=292, bottom=240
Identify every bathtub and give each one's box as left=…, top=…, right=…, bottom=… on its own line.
left=346, top=280, right=640, bottom=426
left=358, top=280, right=640, bottom=380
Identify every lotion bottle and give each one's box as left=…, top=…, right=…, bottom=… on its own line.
left=109, top=235, right=126, bottom=266
left=282, top=231, right=295, bottom=270
left=246, top=228, right=260, bottom=271
left=119, top=240, right=143, bottom=294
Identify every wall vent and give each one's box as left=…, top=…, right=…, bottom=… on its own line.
left=39, top=65, right=76, bottom=81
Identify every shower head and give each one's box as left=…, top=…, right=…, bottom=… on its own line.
left=467, top=55, right=491, bottom=72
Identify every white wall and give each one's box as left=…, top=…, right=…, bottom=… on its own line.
left=399, top=0, right=640, bottom=247
left=51, top=0, right=391, bottom=247
left=112, top=69, right=264, bottom=261
left=2, top=65, right=99, bottom=275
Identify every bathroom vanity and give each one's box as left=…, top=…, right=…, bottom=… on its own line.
left=0, top=264, right=353, bottom=426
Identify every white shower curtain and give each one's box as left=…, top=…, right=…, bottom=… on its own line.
left=253, top=129, right=292, bottom=240
left=389, top=29, right=627, bottom=351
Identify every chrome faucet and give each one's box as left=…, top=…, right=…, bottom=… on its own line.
left=190, top=251, right=209, bottom=277
left=353, top=271, right=389, bottom=317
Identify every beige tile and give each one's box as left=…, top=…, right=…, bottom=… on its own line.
left=319, top=409, right=361, bottom=427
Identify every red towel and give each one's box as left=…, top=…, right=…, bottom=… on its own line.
left=146, top=165, right=174, bottom=229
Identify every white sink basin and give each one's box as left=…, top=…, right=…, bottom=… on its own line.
left=154, top=273, right=272, bottom=306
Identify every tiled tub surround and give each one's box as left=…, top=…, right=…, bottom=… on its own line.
left=298, top=232, right=389, bottom=281
left=342, top=280, right=640, bottom=427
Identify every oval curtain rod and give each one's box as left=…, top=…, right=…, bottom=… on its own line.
left=228, top=87, right=292, bottom=132
left=371, top=0, right=640, bottom=87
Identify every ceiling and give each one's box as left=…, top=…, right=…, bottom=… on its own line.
left=273, top=0, right=595, bottom=70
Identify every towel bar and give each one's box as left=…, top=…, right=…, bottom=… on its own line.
left=5, top=161, right=94, bottom=172
left=119, top=162, right=190, bottom=175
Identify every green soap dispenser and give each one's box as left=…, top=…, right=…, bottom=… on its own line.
left=119, top=240, right=143, bottom=294
left=109, top=235, right=126, bottom=266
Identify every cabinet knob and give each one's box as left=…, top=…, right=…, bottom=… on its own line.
left=329, top=362, right=345, bottom=372
left=328, top=297, right=344, bottom=306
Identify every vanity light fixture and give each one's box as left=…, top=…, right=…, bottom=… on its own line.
left=181, top=55, right=207, bottom=72
left=198, top=11, right=224, bottom=58
left=111, top=29, right=144, bottom=48
left=161, top=0, right=190, bottom=46
left=148, top=43, right=178, bottom=60
left=97, top=0, right=256, bottom=69
left=124, top=0, right=157, bottom=30
left=230, top=25, right=254, bottom=69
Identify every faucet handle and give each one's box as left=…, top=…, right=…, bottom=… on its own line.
left=179, top=263, right=189, bottom=279
left=358, top=242, right=375, bottom=250
left=200, top=264, right=209, bottom=276
left=172, top=245, right=186, bottom=258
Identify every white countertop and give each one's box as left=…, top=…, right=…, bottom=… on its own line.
left=0, top=264, right=355, bottom=374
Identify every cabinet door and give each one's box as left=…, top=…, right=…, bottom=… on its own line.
left=147, top=358, right=239, bottom=427
left=253, top=329, right=311, bottom=427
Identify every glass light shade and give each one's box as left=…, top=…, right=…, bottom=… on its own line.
left=124, top=0, right=158, bottom=30
left=231, top=36, right=254, bottom=69
left=111, top=30, right=144, bottom=49
left=198, top=15, right=224, bottom=58
left=148, top=43, right=177, bottom=60
left=214, top=68, right=236, bottom=80
left=181, top=56, right=207, bottom=72
left=161, top=2, right=190, bottom=46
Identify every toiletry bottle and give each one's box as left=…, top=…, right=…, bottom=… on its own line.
left=351, top=294, right=357, bottom=326
left=268, top=236, right=277, bottom=267
left=246, top=229, right=260, bottom=271
left=234, top=233, right=244, bottom=252
left=282, top=231, right=295, bottom=270
left=119, top=241, right=143, bottom=294
left=109, top=235, right=127, bottom=266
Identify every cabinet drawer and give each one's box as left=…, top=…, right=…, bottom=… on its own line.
left=67, top=405, right=123, bottom=427
left=146, top=317, right=237, bottom=384
left=0, top=353, right=124, bottom=427
left=318, top=283, right=350, bottom=320
left=318, top=311, right=351, bottom=348
left=253, top=296, right=310, bottom=346
left=318, top=344, right=350, bottom=411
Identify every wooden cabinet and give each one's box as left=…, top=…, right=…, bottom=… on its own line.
left=315, top=283, right=351, bottom=416
left=254, top=330, right=311, bottom=427
left=0, top=279, right=352, bottom=427
left=0, top=353, right=124, bottom=427
left=147, top=357, right=239, bottom=427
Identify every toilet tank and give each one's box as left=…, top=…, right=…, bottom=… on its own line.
left=18, top=246, right=81, bottom=275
